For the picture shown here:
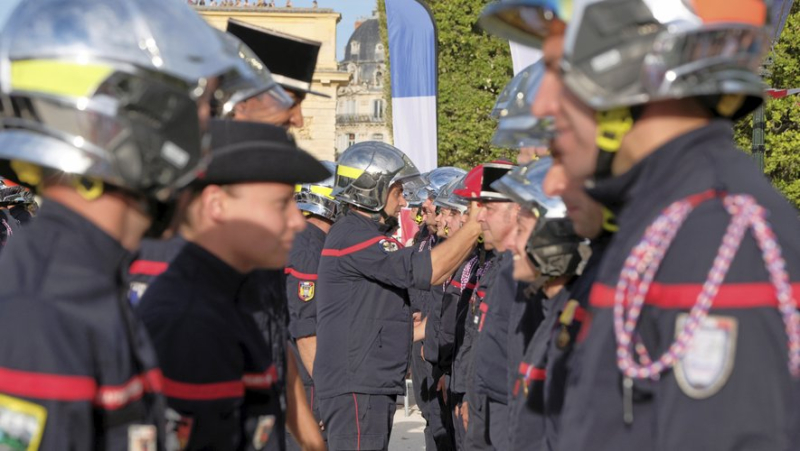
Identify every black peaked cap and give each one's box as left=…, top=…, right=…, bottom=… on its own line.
left=196, top=119, right=331, bottom=187
left=226, top=19, right=329, bottom=98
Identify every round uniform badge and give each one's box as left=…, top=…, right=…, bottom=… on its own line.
left=674, top=313, right=738, bottom=399
left=379, top=239, right=399, bottom=253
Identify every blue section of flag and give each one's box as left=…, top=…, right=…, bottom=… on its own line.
left=385, top=0, right=437, bottom=98
left=771, top=0, right=795, bottom=44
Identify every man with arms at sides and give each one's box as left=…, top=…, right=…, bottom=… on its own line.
left=138, top=119, right=328, bottom=451
left=283, top=161, right=339, bottom=436
left=0, top=0, right=266, bottom=447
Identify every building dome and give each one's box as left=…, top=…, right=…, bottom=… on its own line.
left=342, top=18, right=383, bottom=63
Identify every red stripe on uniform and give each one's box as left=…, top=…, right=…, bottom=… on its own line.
left=353, top=393, right=361, bottom=451
left=518, top=362, right=546, bottom=381
left=162, top=378, right=244, bottom=400
left=243, top=366, right=278, bottom=390
left=94, top=369, right=163, bottom=410
left=284, top=268, right=318, bottom=281
left=0, top=366, right=97, bottom=401
left=321, top=236, right=384, bottom=257
left=590, top=282, right=800, bottom=309
left=573, top=306, right=587, bottom=322
left=129, top=260, right=169, bottom=276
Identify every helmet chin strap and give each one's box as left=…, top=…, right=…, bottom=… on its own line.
left=593, top=107, right=634, bottom=181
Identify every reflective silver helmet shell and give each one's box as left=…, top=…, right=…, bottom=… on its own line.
left=492, top=157, right=586, bottom=276
left=434, top=174, right=469, bottom=213
left=333, top=141, right=423, bottom=212
left=296, top=160, right=339, bottom=221
left=562, top=0, right=769, bottom=119
left=492, top=61, right=555, bottom=149
left=0, top=0, right=272, bottom=202
left=405, top=166, right=467, bottom=206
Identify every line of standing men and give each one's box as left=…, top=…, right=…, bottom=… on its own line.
left=0, top=0, right=797, bottom=451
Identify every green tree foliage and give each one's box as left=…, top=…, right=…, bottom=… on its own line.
left=428, top=0, right=514, bottom=168
left=377, top=0, right=393, bottom=142
left=735, top=1, right=800, bottom=208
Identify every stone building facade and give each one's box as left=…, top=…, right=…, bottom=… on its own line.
left=335, top=17, right=392, bottom=156
left=197, top=5, right=349, bottom=161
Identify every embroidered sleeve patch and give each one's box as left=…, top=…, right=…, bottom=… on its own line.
left=379, top=239, right=399, bottom=253
left=253, top=415, right=276, bottom=450
left=165, top=408, right=194, bottom=451
left=0, top=394, right=47, bottom=451
left=298, top=281, right=315, bottom=302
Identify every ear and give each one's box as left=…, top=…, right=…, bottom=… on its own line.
left=201, top=185, right=226, bottom=223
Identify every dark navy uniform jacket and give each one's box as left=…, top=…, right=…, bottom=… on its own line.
left=455, top=252, right=498, bottom=397
left=285, top=223, right=326, bottom=342
left=314, top=211, right=433, bottom=399
left=559, top=121, right=800, bottom=451
left=429, top=252, right=480, bottom=370
left=127, top=234, right=186, bottom=306
left=139, top=242, right=279, bottom=451
left=473, top=252, right=517, bottom=403
left=410, top=229, right=437, bottom=314
left=0, top=207, right=30, bottom=252
left=0, top=200, right=166, bottom=450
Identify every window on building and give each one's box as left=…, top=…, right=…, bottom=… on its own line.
left=372, top=133, right=384, bottom=141
left=375, top=43, right=385, bottom=60
left=351, top=41, right=360, bottom=56
left=373, top=99, right=384, bottom=120
left=345, top=99, right=356, bottom=115
left=348, top=133, right=356, bottom=147
left=375, top=71, right=383, bottom=87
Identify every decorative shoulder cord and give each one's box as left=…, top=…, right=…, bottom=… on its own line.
left=614, top=193, right=800, bottom=386
left=453, top=256, right=479, bottom=293
left=1, top=219, right=11, bottom=246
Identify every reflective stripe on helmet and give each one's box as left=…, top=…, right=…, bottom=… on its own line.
left=11, top=60, right=114, bottom=98
left=337, top=164, right=366, bottom=180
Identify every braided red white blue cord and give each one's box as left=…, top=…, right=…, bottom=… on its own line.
left=614, top=193, right=800, bottom=380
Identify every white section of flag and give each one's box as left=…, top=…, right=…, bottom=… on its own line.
left=391, top=96, right=438, bottom=173
left=510, top=42, right=542, bottom=75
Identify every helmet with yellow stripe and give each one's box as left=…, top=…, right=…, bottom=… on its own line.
left=0, top=0, right=280, bottom=205
left=333, top=141, right=424, bottom=213
left=295, top=160, right=339, bottom=221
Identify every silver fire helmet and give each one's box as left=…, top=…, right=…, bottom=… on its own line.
left=0, top=0, right=272, bottom=203
left=492, top=157, right=587, bottom=276
left=333, top=141, right=424, bottom=212
left=479, top=0, right=572, bottom=48
left=406, top=166, right=467, bottom=206
left=492, top=61, right=554, bottom=149
left=434, top=174, right=469, bottom=214
left=295, top=160, right=339, bottom=221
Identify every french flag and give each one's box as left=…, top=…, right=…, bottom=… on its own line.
left=385, top=0, right=438, bottom=172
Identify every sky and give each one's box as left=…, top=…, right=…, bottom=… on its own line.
left=0, top=0, right=376, bottom=61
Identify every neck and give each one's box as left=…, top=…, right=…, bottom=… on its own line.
left=306, top=215, right=332, bottom=234
left=192, top=232, right=251, bottom=274
left=43, top=186, right=148, bottom=252
left=354, top=208, right=384, bottom=223
left=613, top=100, right=711, bottom=176
left=543, top=275, right=569, bottom=299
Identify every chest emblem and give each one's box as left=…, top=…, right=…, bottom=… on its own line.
left=128, top=424, right=157, bottom=451
left=379, top=239, right=399, bottom=253
left=0, top=394, right=47, bottom=451
left=298, top=281, right=315, bottom=302
left=674, top=313, right=738, bottom=399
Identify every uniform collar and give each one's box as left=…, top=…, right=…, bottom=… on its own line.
left=586, top=120, right=733, bottom=215
left=36, top=199, right=132, bottom=276
left=179, top=241, right=248, bottom=299
left=346, top=210, right=395, bottom=235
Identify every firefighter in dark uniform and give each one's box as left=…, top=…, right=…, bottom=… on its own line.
left=314, top=142, right=484, bottom=450
left=225, top=21, right=333, bottom=451
left=284, top=161, right=339, bottom=438
left=0, top=0, right=263, bottom=448
left=541, top=1, right=800, bottom=449
left=490, top=157, right=593, bottom=450
left=408, top=167, right=465, bottom=451
left=429, top=176, right=489, bottom=451
left=138, top=119, right=329, bottom=451
left=459, top=162, right=517, bottom=450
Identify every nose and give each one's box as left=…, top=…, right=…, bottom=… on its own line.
left=288, top=200, right=306, bottom=233
left=289, top=104, right=304, bottom=128
left=531, top=72, right=560, bottom=119
left=543, top=163, right=567, bottom=197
